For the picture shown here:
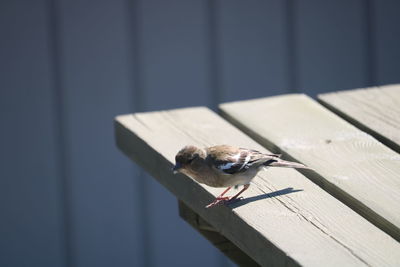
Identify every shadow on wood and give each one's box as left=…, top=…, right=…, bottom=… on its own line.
left=229, top=187, right=303, bottom=208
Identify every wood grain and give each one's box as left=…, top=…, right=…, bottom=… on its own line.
left=178, top=201, right=259, bottom=267
left=115, top=107, right=400, bottom=266
left=220, top=94, right=400, bottom=242
left=318, top=84, right=400, bottom=153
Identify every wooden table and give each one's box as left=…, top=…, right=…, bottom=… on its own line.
left=115, top=84, right=400, bottom=266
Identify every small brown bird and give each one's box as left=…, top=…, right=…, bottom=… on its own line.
left=173, top=145, right=309, bottom=208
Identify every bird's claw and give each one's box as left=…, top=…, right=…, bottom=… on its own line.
left=205, top=196, right=244, bottom=208
left=205, top=196, right=229, bottom=208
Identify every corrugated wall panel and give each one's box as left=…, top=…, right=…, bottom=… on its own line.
left=294, top=0, right=369, bottom=94
left=136, top=0, right=225, bottom=266
left=373, top=0, right=400, bottom=84
left=54, top=0, right=139, bottom=266
left=0, top=1, right=65, bottom=266
left=217, top=0, right=290, bottom=101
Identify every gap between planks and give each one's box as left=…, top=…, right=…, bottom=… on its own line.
left=318, top=84, right=400, bottom=154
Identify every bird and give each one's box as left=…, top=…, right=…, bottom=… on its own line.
left=172, top=145, right=310, bottom=208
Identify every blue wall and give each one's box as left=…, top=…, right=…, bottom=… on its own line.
left=1, top=0, right=400, bottom=266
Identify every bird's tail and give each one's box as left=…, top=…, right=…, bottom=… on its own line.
left=268, top=159, right=311, bottom=169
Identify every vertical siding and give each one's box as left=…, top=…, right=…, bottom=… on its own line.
left=1, top=1, right=400, bottom=267
left=137, top=0, right=223, bottom=266
left=139, top=0, right=212, bottom=110
left=373, top=0, right=400, bottom=84
left=217, top=0, right=290, bottom=101
left=53, top=0, right=140, bottom=266
left=0, top=1, right=65, bottom=266
left=294, top=0, right=369, bottom=94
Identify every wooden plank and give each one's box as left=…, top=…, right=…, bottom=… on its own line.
left=115, top=107, right=400, bottom=267
left=318, top=84, right=400, bottom=153
left=178, top=201, right=259, bottom=267
left=0, top=1, right=65, bottom=266
left=220, top=94, right=400, bottom=242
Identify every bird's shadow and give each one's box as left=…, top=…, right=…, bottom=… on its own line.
left=228, top=187, right=303, bottom=208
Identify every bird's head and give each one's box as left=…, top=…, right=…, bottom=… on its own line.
left=172, top=145, right=201, bottom=174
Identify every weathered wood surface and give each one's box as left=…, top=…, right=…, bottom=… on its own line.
left=178, top=201, right=259, bottom=267
left=318, top=84, right=400, bottom=153
left=115, top=107, right=400, bottom=266
left=220, top=94, right=400, bottom=242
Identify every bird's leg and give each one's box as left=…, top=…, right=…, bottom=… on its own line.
left=216, top=186, right=232, bottom=200
left=205, top=187, right=232, bottom=208
left=206, top=185, right=250, bottom=208
left=226, top=184, right=250, bottom=204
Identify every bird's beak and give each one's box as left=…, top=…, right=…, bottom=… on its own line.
left=172, top=163, right=182, bottom=174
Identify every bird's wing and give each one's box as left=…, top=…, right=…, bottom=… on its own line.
left=207, top=146, right=279, bottom=175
